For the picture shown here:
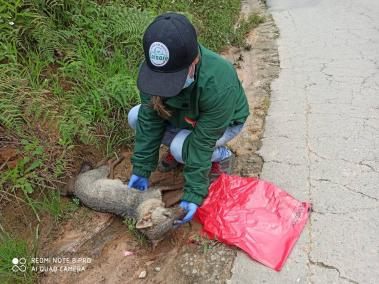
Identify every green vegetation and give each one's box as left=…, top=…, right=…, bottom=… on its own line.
left=0, top=230, right=36, bottom=284
left=35, top=191, right=80, bottom=222
left=232, top=13, right=265, bottom=48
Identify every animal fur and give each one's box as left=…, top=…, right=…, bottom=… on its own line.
left=73, top=165, right=183, bottom=244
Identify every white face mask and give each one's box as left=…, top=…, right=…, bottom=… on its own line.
left=183, top=74, right=195, bottom=89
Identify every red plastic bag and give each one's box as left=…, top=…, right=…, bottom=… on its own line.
left=195, top=174, right=311, bottom=271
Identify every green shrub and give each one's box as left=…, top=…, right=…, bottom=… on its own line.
left=1, top=1, right=154, bottom=150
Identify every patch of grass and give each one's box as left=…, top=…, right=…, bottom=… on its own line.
left=123, top=218, right=149, bottom=246
left=67, top=197, right=81, bottom=213
left=0, top=140, right=46, bottom=222
left=125, top=0, right=243, bottom=51
left=0, top=231, right=36, bottom=284
left=35, top=190, right=80, bottom=222
left=231, top=13, right=266, bottom=48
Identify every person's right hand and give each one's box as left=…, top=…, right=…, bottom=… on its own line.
left=176, top=201, right=198, bottom=225
left=128, top=175, right=149, bottom=191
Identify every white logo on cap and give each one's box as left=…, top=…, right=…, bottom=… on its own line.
left=149, top=42, right=169, bottom=67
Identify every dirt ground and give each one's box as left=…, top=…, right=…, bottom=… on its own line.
left=35, top=151, right=237, bottom=284
left=0, top=0, right=280, bottom=283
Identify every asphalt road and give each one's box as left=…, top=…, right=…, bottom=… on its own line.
left=229, top=0, right=379, bottom=283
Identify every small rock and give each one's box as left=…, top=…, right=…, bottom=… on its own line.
left=192, top=269, right=198, bottom=274
left=139, top=271, right=147, bottom=279
left=154, top=267, right=161, bottom=272
left=221, top=257, right=225, bottom=261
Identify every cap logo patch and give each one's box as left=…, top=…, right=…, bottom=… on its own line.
left=149, top=42, right=169, bottom=67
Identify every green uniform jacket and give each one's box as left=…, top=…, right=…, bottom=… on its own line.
left=131, top=44, right=249, bottom=205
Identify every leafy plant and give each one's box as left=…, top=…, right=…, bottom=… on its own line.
left=0, top=140, right=45, bottom=221
left=0, top=65, right=27, bottom=133
left=1, top=140, right=43, bottom=194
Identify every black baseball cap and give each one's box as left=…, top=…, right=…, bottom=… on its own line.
left=137, top=12, right=198, bottom=97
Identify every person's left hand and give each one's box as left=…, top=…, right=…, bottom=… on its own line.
left=176, top=200, right=198, bottom=225
left=128, top=174, right=149, bottom=191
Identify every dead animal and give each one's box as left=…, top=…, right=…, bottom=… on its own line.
left=71, top=161, right=185, bottom=247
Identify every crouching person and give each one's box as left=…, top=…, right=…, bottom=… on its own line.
left=127, top=13, right=249, bottom=225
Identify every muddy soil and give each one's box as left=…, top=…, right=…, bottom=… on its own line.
left=1, top=0, right=280, bottom=283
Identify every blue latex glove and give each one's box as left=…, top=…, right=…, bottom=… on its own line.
left=128, top=174, right=149, bottom=191
left=177, top=200, right=198, bottom=225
